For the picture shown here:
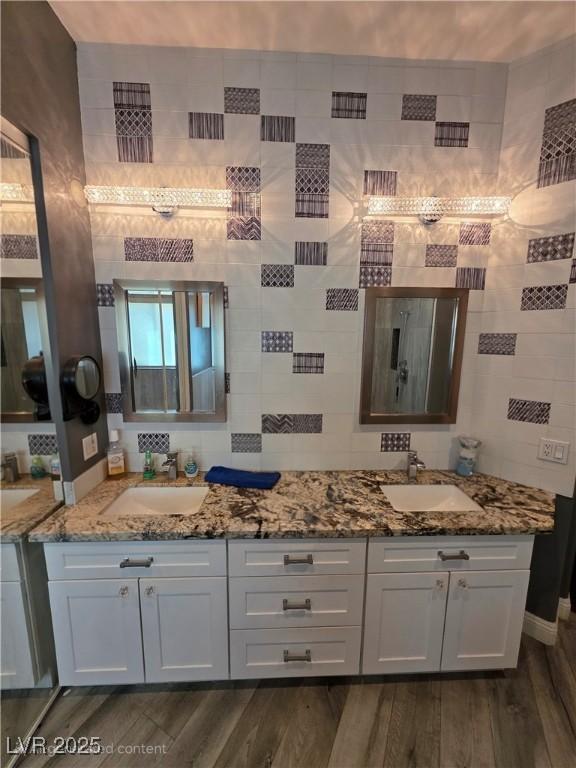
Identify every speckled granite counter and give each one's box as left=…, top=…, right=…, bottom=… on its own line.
left=1, top=476, right=62, bottom=542
left=28, top=470, right=555, bottom=542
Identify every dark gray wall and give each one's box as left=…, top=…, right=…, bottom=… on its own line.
left=1, top=0, right=107, bottom=481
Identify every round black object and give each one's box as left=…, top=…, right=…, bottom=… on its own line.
left=22, top=355, right=49, bottom=405
left=62, top=355, right=101, bottom=402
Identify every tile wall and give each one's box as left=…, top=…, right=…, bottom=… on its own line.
left=75, top=40, right=574, bottom=495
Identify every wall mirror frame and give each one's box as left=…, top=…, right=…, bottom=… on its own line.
left=114, top=279, right=226, bottom=423
left=360, top=287, right=468, bottom=425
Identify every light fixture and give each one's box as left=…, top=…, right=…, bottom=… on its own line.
left=0, top=182, right=34, bottom=203
left=84, top=185, right=232, bottom=218
left=366, top=195, right=511, bottom=225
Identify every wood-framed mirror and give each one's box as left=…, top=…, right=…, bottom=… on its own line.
left=360, top=287, right=469, bottom=424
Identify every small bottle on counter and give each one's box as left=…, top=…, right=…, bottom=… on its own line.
left=455, top=436, right=481, bottom=477
left=30, top=455, right=46, bottom=479
left=184, top=453, right=199, bottom=480
left=107, top=429, right=125, bottom=477
left=143, top=450, right=156, bottom=480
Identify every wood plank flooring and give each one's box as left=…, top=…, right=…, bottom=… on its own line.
left=13, top=621, right=576, bottom=768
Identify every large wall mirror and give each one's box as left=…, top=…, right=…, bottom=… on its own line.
left=360, top=288, right=468, bottom=424
left=114, top=279, right=226, bottom=422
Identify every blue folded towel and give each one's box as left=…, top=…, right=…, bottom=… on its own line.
left=205, top=466, right=281, bottom=490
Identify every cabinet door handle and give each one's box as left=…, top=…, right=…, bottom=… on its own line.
left=283, top=649, right=311, bottom=663
left=120, top=557, right=154, bottom=568
left=119, top=586, right=129, bottom=597
left=458, top=578, right=468, bottom=589
left=438, top=550, right=470, bottom=561
left=283, top=554, right=313, bottom=566
left=282, top=598, right=311, bottom=611
left=436, top=579, right=445, bottom=589
left=145, top=586, right=155, bottom=597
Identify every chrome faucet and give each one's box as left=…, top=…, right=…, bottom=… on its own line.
left=1, top=453, right=20, bottom=483
left=407, top=450, right=425, bottom=483
left=162, top=451, right=178, bottom=481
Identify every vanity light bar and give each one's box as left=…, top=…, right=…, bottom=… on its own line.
left=0, top=182, right=34, bottom=202
left=84, top=185, right=233, bottom=209
left=366, top=196, right=511, bottom=217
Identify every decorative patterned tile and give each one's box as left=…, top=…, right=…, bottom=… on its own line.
left=507, top=398, right=551, bottom=425
left=295, top=193, right=329, bottom=218
left=401, top=94, right=437, bottom=121
left=521, top=284, right=568, bottom=310
left=538, top=98, right=576, bottom=188
left=105, top=393, right=123, bottom=413
left=124, top=237, right=194, bottom=262
left=27, top=434, right=58, bottom=456
left=295, top=143, right=330, bottom=169
left=360, top=243, right=394, bottom=266
left=361, top=220, right=395, bottom=244
left=261, top=264, right=294, bottom=287
left=363, top=170, right=397, bottom=196
left=295, top=241, right=328, bottom=265
left=425, top=244, right=458, bottom=267
left=224, top=87, right=260, bottom=115
left=113, top=82, right=152, bottom=163
left=326, top=288, right=358, bottom=311
left=456, top=267, right=486, bottom=290
left=459, top=223, right=491, bottom=246
left=262, top=331, right=293, bottom=352
left=231, top=433, right=262, bottom=453
left=295, top=168, right=330, bottom=194
left=359, top=265, right=392, bottom=288
left=0, top=234, right=38, bottom=260
left=293, top=353, right=325, bottom=374
left=261, top=115, right=295, bottom=142
left=96, top=284, right=115, bottom=307
left=478, top=333, right=517, bottom=356
left=225, top=372, right=231, bottom=394
left=137, top=433, right=170, bottom=453
left=227, top=216, right=261, bottom=240
left=570, top=259, right=576, bottom=284
left=229, top=191, right=261, bottom=217
left=331, top=92, right=367, bottom=119
left=381, top=433, right=411, bottom=452
left=527, top=232, right=575, bottom=263
left=435, top=121, right=470, bottom=148
left=262, top=414, right=323, bottom=434
left=226, top=167, right=261, bottom=192
left=189, top=112, right=224, bottom=140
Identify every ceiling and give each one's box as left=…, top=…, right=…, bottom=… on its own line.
left=50, top=1, right=575, bottom=62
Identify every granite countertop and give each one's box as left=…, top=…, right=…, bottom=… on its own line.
left=28, top=470, right=555, bottom=543
left=1, top=476, right=62, bottom=542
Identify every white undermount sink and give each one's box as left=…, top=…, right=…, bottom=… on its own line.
left=103, top=486, right=209, bottom=517
left=381, top=484, right=483, bottom=513
left=0, top=488, right=39, bottom=513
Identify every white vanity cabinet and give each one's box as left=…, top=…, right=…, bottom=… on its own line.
left=362, top=535, right=532, bottom=675
left=45, top=541, right=228, bottom=686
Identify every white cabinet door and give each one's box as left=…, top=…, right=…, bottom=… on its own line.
left=48, top=579, right=144, bottom=686
left=0, top=581, right=36, bottom=689
left=441, top=570, right=530, bottom=671
left=362, top=572, right=448, bottom=674
left=140, top=577, right=228, bottom=682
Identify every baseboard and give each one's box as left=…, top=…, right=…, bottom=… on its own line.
left=523, top=610, right=558, bottom=645
left=558, top=597, right=572, bottom=621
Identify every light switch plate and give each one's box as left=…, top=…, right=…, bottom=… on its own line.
left=538, top=438, right=570, bottom=464
left=82, top=433, right=98, bottom=461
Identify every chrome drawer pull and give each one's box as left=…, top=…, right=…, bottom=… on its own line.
left=120, top=557, right=154, bottom=568
left=283, top=598, right=312, bottom=611
left=438, top=550, right=470, bottom=561
left=283, top=554, right=313, bottom=566
left=283, top=649, right=311, bottom=663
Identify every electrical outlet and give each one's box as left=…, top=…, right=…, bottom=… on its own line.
left=82, top=433, right=98, bottom=461
left=538, top=438, right=570, bottom=464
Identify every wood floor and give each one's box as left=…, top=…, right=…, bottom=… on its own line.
left=14, top=620, right=576, bottom=768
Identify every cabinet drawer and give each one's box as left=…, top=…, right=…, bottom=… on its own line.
left=0, top=544, right=21, bottom=582
left=368, top=535, right=533, bottom=573
left=230, top=626, right=361, bottom=679
left=229, top=538, right=366, bottom=577
left=45, top=540, right=227, bottom=580
left=229, top=575, right=364, bottom=629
